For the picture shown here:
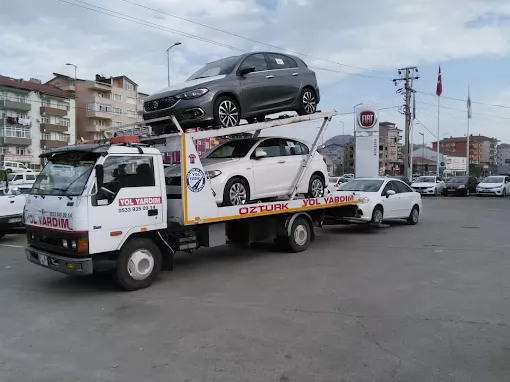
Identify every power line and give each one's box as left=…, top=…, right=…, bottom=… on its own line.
left=116, top=0, right=395, bottom=78
left=415, top=90, right=510, bottom=110
left=415, top=100, right=510, bottom=120
left=58, top=0, right=393, bottom=81
left=414, top=117, right=437, bottom=138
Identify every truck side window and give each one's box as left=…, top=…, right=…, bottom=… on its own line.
left=96, top=156, right=155, bottom=205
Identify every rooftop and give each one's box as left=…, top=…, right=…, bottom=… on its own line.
left=0, top=75, right=74, bottom=99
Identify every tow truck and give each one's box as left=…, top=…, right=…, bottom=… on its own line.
left=24, top=112, right=361, bottom=291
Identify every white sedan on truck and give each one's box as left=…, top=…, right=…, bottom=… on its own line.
left=338, top=177, right=422, bottom=225
left=165, top=136, right=329, bottom=206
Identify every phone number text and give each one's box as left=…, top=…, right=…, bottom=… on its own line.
left=118, top=205, right=157, bottom=213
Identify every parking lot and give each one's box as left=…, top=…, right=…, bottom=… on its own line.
left=1, top=196, right=509, bottom=382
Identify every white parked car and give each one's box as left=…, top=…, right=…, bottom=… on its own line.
left=339, top=177, right=422, bottom=225
left=7, top=172, right=39, bottom=186
left=411, top=176, right=446, bottom=196
left=328, top=176, right=349, bottom=192
left=476, top=175, right=510, bottom=197
left=165, top=137, right=329, bottom=206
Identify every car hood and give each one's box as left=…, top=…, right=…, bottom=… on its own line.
left=164, top=158, right=241, bottom=177
left=149, top=75, right=227, bottom=99
left=478, top=182, right=503, bottom=188
left=411, top=182, right=436, bottom=187
left=446, top=182, right=466, bottom=187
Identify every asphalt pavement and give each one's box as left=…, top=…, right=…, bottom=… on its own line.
left=1, top=196, right=510, bottom=382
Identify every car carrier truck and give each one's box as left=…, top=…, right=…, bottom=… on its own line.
left=24, top=112, right=361, bottom=291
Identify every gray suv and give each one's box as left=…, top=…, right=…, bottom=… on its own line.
left=143, top=51, right=320, bottom=133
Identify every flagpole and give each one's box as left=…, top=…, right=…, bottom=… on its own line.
left=436, top=95, right=440, bottom=176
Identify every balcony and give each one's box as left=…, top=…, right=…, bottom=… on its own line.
left=0, top=136, right=31, bottom=146
left=40, top=106, right=68, bottom=117
left=88, top=82, right=112, bottom=92
left=40, top=139, right=69, bottom=149
left=0, top=99, right=31, bottom=112
left=86, top=110, right=112, bottom=120
left=40, top=123, right=68, bottom=133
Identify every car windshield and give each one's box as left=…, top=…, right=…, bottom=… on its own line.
left=449, top=177, right=467, bottom=183
left=31, top=151, right=100, bottom=196
left=7, top=174, right=15, bottom=181
left=187, top=56, right=239, bottom=81
left=341, top=179, right=384, bottom=192
left=482, top=176, right=504, bottom=183
left=205, top=139, right=259, bottom=159
left=416, top=176, right=435, bottom=183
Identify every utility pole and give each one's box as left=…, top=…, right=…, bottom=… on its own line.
left=393, top=67, right=419, bottom=180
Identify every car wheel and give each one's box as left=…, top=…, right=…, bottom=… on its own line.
left=371, top=206, right=383, bottom=225
left=466, top=189, right=470, bottom=197
left=214, top=96, right=240, bottom=128
left=223, top=177, right=250, bottom=206
left=502, top=188, right=507, bottom=197
left=113, top=238, right=162, bottom=291
left=306, top=174, right=325, bottom=198
left=296, top=87, right=317, bottom=116
left=406, top=205, right=419, bottom=225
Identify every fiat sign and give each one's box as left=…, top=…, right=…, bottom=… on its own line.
left=359, top=110, right=377, bottom=129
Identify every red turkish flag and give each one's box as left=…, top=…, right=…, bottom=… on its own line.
left=436, top=66, right=442, bottom=96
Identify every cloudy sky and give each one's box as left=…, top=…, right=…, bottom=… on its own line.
left=2, top=0, right=510, bottom=144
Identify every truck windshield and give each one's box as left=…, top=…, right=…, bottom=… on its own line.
left=31, top=151, right=100, bottom=196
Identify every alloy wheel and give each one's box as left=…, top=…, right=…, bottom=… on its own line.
left=218, top=100, right=240, bottom=127
left=229, top=182, right=247, bottom=205
left=311, top=178, right=324, bottom=197
left=302, top=91, right=316, bottom=114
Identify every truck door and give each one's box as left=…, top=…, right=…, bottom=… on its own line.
left=88, top=154, right=164, bottom=254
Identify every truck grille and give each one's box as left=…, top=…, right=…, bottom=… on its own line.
left=144, top=96, right=178, bottom=112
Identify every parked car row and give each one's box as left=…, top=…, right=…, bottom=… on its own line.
left=409, top=175, right=510, bottom=197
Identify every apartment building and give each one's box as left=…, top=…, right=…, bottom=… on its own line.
left=496, top=143, right=510, bottom=174
left=432, top=135, right=499, bottom=166
left=47, top=73, right=148, bottom=141
left=0, top=75, right=76, bottom=169
left=379, top=121, right=403, bottom=174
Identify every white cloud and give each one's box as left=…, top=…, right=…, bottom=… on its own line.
left=1, top=0, right=510, bottom=143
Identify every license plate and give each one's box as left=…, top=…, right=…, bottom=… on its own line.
left=8, top=217, right=22, bottom=223
left=38, top=254, right=48, bottom=266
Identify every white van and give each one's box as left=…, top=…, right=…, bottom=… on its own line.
left=7, top=172, right=38, bottom=186
left=0, top=161, right=33, bottom=173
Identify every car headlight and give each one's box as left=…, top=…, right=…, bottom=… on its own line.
left=359, top=197, right=370, bottom=204
left=206, top=170, right=222, bottom=179
left=175, top=88, right=209, bottom=100
left=458, top=185, right=465, bottom=188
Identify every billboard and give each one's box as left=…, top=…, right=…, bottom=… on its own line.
left=355, top=107, right=379, bottom=177
left=445, top=156, right=467, bottom=171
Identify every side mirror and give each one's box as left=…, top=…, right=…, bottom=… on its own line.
left=11, top=187, right=20, bottom=196
left=238, top=66, right=256, bottom=76
left=386, top=189, right=396, bottom=198
left=95, top=164, right=104, bottom=190
left=254, top=149, right=267, bottom=159
left=436, top=179, right=441, bottom=183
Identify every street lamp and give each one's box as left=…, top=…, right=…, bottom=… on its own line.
left=419, top=132, right=425, bottom=174
left=65, top=63, right=77, bottom=86
left=166, top=42, right=181, bottom=87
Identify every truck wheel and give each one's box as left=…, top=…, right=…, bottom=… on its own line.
left=288, top=217, right=311, bottom=253
left=114, top=237, right=162, bottom=291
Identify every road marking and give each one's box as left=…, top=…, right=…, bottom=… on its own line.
left=0, top=244, right=24, bottom=248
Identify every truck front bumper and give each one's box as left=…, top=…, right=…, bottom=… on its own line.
left=25, top=245, right=93, bottom=275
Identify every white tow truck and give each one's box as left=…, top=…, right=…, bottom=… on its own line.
left=24, top=112, right=361, bottom=290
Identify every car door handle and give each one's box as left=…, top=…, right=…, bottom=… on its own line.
left=292, top=72, right=299, bottom=76
left=266, top=75, right=274, bottom=79
left=10, top=201, right=14, bottom=203
left=277, top=160, right=285, bottom=164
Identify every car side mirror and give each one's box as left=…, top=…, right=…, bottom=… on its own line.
left=386, top=189, right=396, bottom=198
left=238, top=66, right=256, bottom=76
left=254, top=149, right=267, bottom=159
left=436, top=179, right=440, bottom=183
left=11, top=187, right=20, bottom=196
left=95, top=164, right=104, bottom=189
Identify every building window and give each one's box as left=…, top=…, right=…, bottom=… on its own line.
left=126, top=96, right=136, bottom=105
left=126, top=110, right=137, bottom=118
left=57, top=101, right=69, bottom=110
left=41, top=116, right=50, bottom=124
left=124, top=81, right=135, bottom=91
left=94, top=119, right=106, bottom=127
left=16, top=147, right=27, bottom=155
left=113, top=107, right=122, bottom=115
left=111, top=93, right=122, bottom=102
left=114, top=121, right=122, bottom=127
left=138, top=98, right=144, bottom=106
left=59, top=118, right=70, bottom=127
left=41, top=99, right=50, bottom=107
left=42, top=132, right=50, bottom=140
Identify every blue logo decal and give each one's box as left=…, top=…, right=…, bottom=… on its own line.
left=186, top=168, right=206, bottom=193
